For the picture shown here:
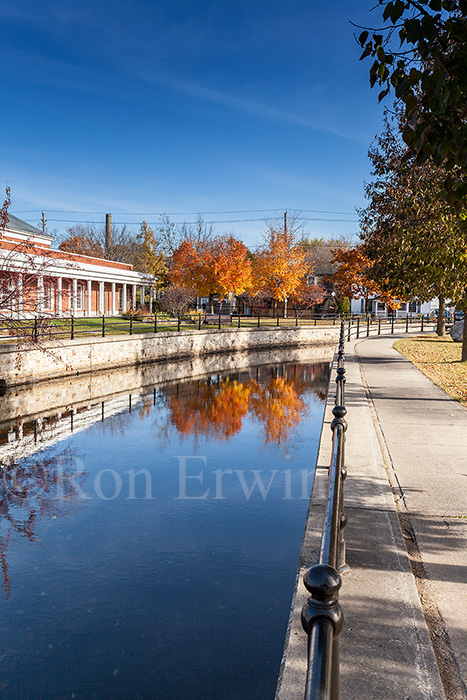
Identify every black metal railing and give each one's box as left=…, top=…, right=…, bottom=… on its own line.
left=0, top=312, right=436, bottom=343
left=0, top=312, right=346, bottom=341
left=345, top=313, right=435, bottom=341
left=301, top=322, right=347, bottom=700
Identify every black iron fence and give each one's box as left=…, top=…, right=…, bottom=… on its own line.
left=0, top=312, right=437, bottom=342
left=301, top=322, right=347, bottom=700
left=345, top=313, right=436, bottom=340
left=0, top=312, right=344, bottom=341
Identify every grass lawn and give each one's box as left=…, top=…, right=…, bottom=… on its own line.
left=394, top=334, right=467, bottom=406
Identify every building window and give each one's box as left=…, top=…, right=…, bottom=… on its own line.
left=377, top=302, right=385, bottom=311
left=400, top=302, right=407, bottom=311
left=360, top=299, right=365, bottom=313
left=76, top=284, right=85, bottom=311
left=44, top=284, right=53, bottom=311
left=409, top=301, right=418, bottom=313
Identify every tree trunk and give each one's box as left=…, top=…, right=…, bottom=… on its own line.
left=436, top=295, right=445, bottom=336
left=462, top=308, right=467, bottom=362
left=209, top=294, right=214, bottom=314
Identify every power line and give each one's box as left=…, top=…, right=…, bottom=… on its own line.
left=46, top=216, right=358, bottom=225
left=16, top=207, right=357, bottom=217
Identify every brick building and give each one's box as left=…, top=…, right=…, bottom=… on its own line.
left=0, top=214, right=154, bottom=318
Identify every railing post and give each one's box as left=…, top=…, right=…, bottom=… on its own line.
left=130, top=317, right=133, bottom=335
left=102, top=315, right=105, bottom=338
left=277, top=313, right=280, bottom=327
left=347, top=319, right=351, bottom=341
left=238, top=313, right=241, bottom=328
left=199, top=313, right=202, bottom=331
left=71, top=315, right=75, bottom=340
left=295, top=310, right=298, bottom=326
left=314, top=317, right=317, bottom=326
left=356, top=317, right=360, bottom=339
left=177, top=315, right=181, bottom=331
left=378, top=316, right=381, bottom=335
left=391, top=315, right=394, bottom=334
left=33, top=317, right=38, bottom=341
left=257, top=313, right=260, bottom=328
left=302, top=565, right=344, bottom=700
left=154, top=314, right=157, bottom=333
left=421, top=314, right=424, bottom=332
left=218, top=313, right=221, bottom=330
left=406, top=314, right=409, bottom=333
left=366, top=316, right=370, bottom=337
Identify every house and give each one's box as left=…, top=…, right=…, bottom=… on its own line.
left=0, top=214, right=155, bottom=318
left=350, top=296, right=432, bottom=317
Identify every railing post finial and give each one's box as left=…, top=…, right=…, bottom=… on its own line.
left=331, top=404, right=347, bottom=432
left=302, top=563, right=344, bottom=638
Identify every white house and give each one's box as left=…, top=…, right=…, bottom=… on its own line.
left=350, top=296, right=432, bottom=317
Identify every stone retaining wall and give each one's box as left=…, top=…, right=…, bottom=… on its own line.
left=0, top=326, right=339, bottom=387
left=0, top=344, right=335, bottom=427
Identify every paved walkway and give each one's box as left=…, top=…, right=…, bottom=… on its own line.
left=276, top=333, right=467, bottom=700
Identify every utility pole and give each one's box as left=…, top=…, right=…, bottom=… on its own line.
left=41, top=212, right=47, bottom=235
left=283, top=210, right=288, bottom=319
left=105, top=214, right=112, bottom=259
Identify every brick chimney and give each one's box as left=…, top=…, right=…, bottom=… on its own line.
left=105, top=213, right=112, bottom=259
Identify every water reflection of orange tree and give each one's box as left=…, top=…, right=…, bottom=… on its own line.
left=162, top=365, right=325, bottom=445
left=167, top=378, right=251, bottom=440
left=0, top=446, right=85, bottom=598
left=248, top=375, right=307, bottom=445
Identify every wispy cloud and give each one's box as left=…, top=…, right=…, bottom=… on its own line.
left=130, top=65, right=368, bottom=143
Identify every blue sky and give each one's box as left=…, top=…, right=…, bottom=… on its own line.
left=1, top=0, right=387, bottom=248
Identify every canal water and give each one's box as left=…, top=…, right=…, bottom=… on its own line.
left=0, top=357, right=330, bottom=700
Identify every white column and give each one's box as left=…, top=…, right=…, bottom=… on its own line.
left=141, top=286, right=146, bottom=309
left=149, top=287, right=153, bottom=313
left=122, top=283, right=127, bottom=313
left=132, top=284, right=137, bottom=309
left=99, top=282, right=104, bottom=314
left=37, top=274, right=44, bottom=314
left=17, top=273, right=23, bottom=318
left=87, top=280, right=92, bottom=317
left=72, top=279, right=78, bottom=316
left=57, top=277, right=62, bottom=316
left=111, top=282, right=116, bottom=316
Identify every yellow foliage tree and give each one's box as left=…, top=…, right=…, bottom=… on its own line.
left=137, top=221, right=167, bottom=286
left=252, top=223, right=308, bottom=314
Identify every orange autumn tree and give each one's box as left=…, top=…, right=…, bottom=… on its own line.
left=252, top=223, right=308, bottom=315
left=58, top=225, right=104, bottom=258
left=169, top=235, right=252, bottom=312
left=331, top=245, right=400, bottom=314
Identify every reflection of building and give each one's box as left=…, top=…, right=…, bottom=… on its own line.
left=0, top=392, right=146, bottom=465
left=1, top=214, right=154, bottom=317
